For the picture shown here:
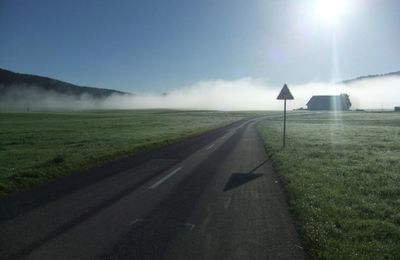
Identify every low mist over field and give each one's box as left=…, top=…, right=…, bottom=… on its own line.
left=102, top=76, right=400, bottom=110
left=1, top=76, right=399, bottom=111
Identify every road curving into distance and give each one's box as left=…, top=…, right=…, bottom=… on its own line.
left=0, top=114, right=306, bottom=260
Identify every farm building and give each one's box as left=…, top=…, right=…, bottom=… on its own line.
left=307, top=94, right=351, bottom=111
left=395, top=107, right=400, bottom=112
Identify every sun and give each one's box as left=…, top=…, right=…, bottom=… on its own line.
left=315, top=0, right=347, bottom=24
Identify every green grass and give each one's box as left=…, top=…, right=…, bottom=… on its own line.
left=0, top=109, right=263, bottom=197
left=257, top=111, right=400, bottom=259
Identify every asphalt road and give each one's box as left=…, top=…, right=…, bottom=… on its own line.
left=0, top=116, right=306, bottom=259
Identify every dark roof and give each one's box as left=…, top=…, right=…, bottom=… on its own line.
left=306, top=95, right=340, bottom=105
left=307, top=95, right=351, bottom=110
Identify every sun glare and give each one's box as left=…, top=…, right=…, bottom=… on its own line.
left=315, top=0, right=346, bottom=24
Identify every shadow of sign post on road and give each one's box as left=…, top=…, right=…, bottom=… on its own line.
left=223, top=159, right=269, bottom=192
left=223, top=173, right=263, bottom=192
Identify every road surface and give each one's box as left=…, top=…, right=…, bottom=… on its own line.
left=0, top=116, right=306, bottom=259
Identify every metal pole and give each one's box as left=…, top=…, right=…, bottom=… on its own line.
left=283, top=98, right=287, bottom=148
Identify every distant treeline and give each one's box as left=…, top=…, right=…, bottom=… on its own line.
left=341, top=71, right=400, bottom=84
left=0, top=68, right=128, bottom=98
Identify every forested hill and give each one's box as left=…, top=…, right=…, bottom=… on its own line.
left=341, top=71, right=400, bottom=84
left=0, top=68, right=127, bottom=98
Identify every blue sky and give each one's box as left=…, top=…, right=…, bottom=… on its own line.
left=1, top=0, right=399, bottom=92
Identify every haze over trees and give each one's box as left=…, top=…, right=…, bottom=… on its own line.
left=1, top=68, right=399, bottom=111
left=0, top=68, right=127, bottom=99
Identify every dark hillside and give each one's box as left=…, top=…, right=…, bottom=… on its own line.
left=0, top=68, right=127, bottom=98
left=341, top=71, right=400, bottom=84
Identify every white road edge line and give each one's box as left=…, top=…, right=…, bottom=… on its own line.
left=148, top=167, right=182, bottom=189
left=206, top=143, right=215, bottom=150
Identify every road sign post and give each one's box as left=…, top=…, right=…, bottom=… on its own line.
left=277, top=84, right=294, bottom=148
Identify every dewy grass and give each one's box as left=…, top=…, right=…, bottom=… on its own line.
left=257, top=111, right=400, bottom=259
left=0, top=110, right=266, bottom=197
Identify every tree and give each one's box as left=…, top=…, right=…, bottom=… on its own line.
left=340, top=93, right=351, bottom=110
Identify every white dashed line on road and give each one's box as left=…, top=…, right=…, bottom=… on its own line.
left=184, top=223, right=196, bottom=231
left=206, top=144, right=215, bottom=150
left=148, top=167, right=182, bottom=189
left=128, top=218, right=143, bottom=226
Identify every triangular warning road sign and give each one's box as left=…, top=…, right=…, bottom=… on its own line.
left=277, top=84, right=294, bottom=100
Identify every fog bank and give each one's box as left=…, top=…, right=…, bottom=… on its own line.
left=1, top=76, right=399, bottom=111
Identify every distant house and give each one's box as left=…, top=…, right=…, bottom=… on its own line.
left=307, top=94, right=351, bottom=111
left=395, top=107, right=400, bottom=112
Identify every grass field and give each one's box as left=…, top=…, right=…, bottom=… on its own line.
left=0, top=110, right=260, bottom=197
left=257, top=111, right=400, bottom=259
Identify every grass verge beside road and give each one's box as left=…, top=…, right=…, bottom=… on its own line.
left=257, top=112, right=400, bottom=259
left=0, top=110, right=259, bottom=197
